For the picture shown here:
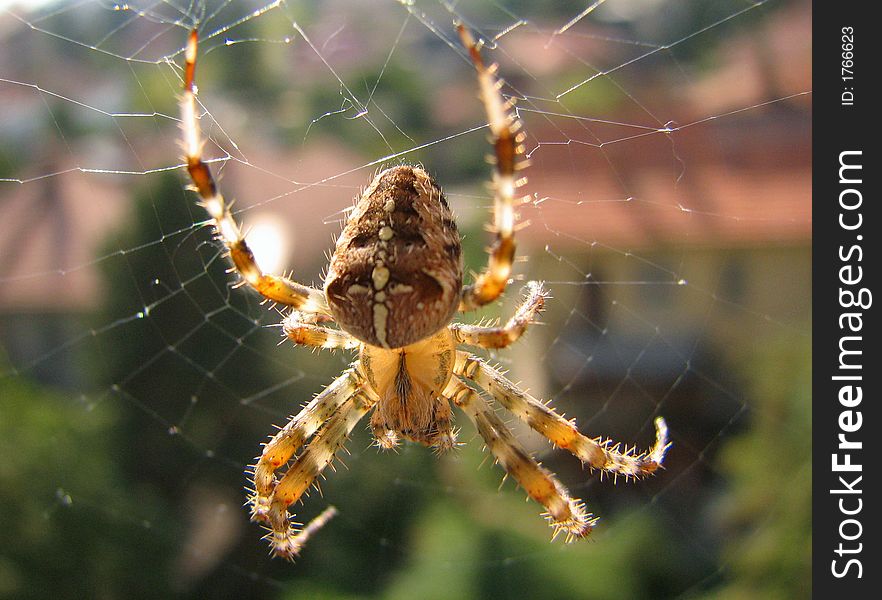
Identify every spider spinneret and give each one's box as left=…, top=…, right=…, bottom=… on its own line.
left=179, top=23, right=670, bottom=561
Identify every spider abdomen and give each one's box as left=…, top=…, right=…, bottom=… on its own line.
left=325, top=166, right=463, bottom=348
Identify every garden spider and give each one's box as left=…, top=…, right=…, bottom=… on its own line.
left=180, top=24, right=669, bottom=560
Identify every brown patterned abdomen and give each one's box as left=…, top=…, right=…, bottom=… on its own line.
left=325, top=166, right=463, bottom=348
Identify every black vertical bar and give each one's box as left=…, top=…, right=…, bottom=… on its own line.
left=813, top=1, right=876, bottom=596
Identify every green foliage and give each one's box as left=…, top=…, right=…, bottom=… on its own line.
left=553, top=72, right=627, bottom=116
left=286, top=61, right=433, bottom=159
left=0, top=359, right=168, bottom=599
left=379, top=497, right=685, bottom=600
left=699, top=335, right=812, bottom=599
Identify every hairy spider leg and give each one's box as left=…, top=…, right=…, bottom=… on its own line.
left=282, top=311, right=361, bottom=350
left=250, top=369, right=360, bottom=523
left=181, top=30, right=329, bottom=314
left=455, top=352, right=671, bottom=480
left=451, top=281, right=547, bottom=349
left=264, top=392, right=375, bottom=560
left=269, top=504, right=339, bottom=560
left=445, top=379, right=595, bottom=541
left=457, top=24, right=529, bottom=312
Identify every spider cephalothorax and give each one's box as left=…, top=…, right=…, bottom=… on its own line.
left=180, top=24, right=669, bottom=560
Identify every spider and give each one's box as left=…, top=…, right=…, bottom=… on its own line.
left=179, top=24, right=669, bottom=560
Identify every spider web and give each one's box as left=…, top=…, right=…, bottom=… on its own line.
left=0, top=1, right=811, bottom=598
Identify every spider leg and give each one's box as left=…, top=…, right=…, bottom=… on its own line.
left=250, top=369, right=360, bottom=523
left=181, top=30, right=329, bottom=314
left=445, top=378, right=594, bottom=541
left=457, top=24, right=528, bottom=312
left=455, top=352, right=670, bottom=479
left=264, top=392, right=374, bottom=560
left=283, top=311, right=361, bottom=350
left=451, top=281, right=547, bottom=349
left=430, top=396, right=457, bottom=452
left=368, top=416, right=400, bottom=451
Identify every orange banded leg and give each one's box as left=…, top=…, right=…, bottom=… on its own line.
left=455, top=352, right=670, bottom=480
left=457, top=24, right=529, bottom=312
left=283, top=312, right=360, bottom=350
left=250, top=369, right=360, bottom=523
left=451, top=281, right=547, bottom=349
left=181, top=30, right=329, bottom=314
left=264, top=393, right=373, bottom=559
left=446, top=379, right=594, bottom=540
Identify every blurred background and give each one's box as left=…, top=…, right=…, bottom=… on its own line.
left=0, top=0, right=810, bottom=598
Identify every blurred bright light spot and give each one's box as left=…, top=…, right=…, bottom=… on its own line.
left=0, top=0, right=57, bottom=10
left=246, top=214, right=291, bottom=275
